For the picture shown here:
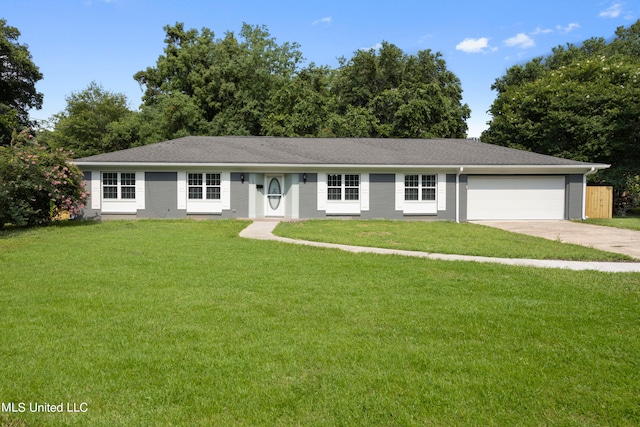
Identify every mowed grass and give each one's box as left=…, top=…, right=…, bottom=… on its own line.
left=0, top=220, right=639, bottom=426
left=274, top=219, right=634, bottom=261
left=579, top=217, right=640, bottom=231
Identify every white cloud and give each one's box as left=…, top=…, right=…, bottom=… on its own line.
left=504, top=33, right=535, bottom=49
left=360, top=43, right=382, bottom=51
left=557, top=23, right=580, bottom=33
left=600, top=3, right=623, bottom=18
left=418, top=34, right=433, bottom=44
left=312, top=17, right=332, bottom=25
left=531, top=26, right=553, bottom=35
left=455, top=37, right=492, bottom=53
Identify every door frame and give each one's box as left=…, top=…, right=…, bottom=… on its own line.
left=264, top=174, right=285, bottom=217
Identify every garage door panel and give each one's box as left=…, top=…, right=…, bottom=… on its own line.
left=467, top=176, right=565, bottom=220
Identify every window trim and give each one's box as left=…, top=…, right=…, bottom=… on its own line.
left=178, top=171, right=230, bottom=214
left=96, top=171, right=144, bottom=213
left=187, top=172, right=221, bottom=201
left=102, top=172, right=136, bottom=201
left=317, top=173, right=369, bottom=214
left=327, top=174, right=360, bottom=201
left=404, top=174, right=437, bottom=202
left=396, top=173, right=441, bottom=215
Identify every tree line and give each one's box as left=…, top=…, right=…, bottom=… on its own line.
left=38, top=23, right=471, bottom=158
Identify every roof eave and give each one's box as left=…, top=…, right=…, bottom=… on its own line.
left=72, top=161, right=610, bottom=173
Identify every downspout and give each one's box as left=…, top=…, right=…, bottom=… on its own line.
left=582, top=167, right=597, bottom=219
left=456, top=167, right=464, bottom=223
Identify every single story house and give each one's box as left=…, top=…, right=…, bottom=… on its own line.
left=72, top=136, right=609, bottom=222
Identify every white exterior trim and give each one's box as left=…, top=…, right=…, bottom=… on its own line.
left=290, top=174, right=300, bottom=219
left=90, top=171, right=100, bottom=209
left=177, top=171, right=187, bottom=210
left=317, top=173, right=369, bottom=215
left=437, top=173, right=446, bottom=211
left=317, top=173, right=327, bottom=211
left=135, top=171, right=145, bottom=210
left=360, top=173, right=369, bottom=211
left=395, top=173, right=441, bottom=215
left=221, top=171, right=231, bottom=210
left=100, top=171, right=139, bottom=214
left=182, top=171, right=230, bottom=214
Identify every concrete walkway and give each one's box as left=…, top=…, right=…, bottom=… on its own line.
left=239, top=221, right=640, bottom=273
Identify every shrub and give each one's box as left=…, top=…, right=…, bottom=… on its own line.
left=0, top=130, right=87, bottom=228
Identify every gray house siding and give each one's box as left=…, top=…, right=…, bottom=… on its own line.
left=139, top=172, right=183, bottom=219
left=298, top=173, right=319, bottom=219
left=441, top=174, right=457, bottom=221
left=361, top=174, right=403, bottom=220
left=566, top=174, right=584, bottom=220
left=222, top=172, right=249, bottom=218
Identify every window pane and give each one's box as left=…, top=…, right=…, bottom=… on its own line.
left=188, top=187, right=203, bottom=199
left=121, top=173, right=135, bottom=186
left=188, top=173, right=203, bottom=186
left=423, top=175, right=436, bottom=188
left=345, top=188, right=359, bottom=200
left=327, top=188, right=342, bottom=200
left=405, top=188, right=418, bottom=201
left=206, top=173, right=220, bottom=186
left=423, top=188, right=436, bottom=201
left=121, top=187, right=136, bottom=199
left=327, top=174, right=341, bottom=187
left=405, top=175, right=418, bottom=187
left=103, top=186, right=118, bottom=199
left=103, top=173, right=118, bottom=186
left=345, top=174, right=359, bottom=187
left=206, top=187, right=220, bottom=200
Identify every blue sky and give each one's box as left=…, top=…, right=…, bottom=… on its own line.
left=3, top=0, right=639, bottom=137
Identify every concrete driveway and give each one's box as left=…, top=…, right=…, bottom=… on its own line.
left=473, top=221, right=640, bottom=260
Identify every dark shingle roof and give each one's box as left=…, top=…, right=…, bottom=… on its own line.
left=73, top=136, right=602, bottom=167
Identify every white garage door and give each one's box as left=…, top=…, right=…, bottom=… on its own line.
left=467, top=176, right=566, bottom=220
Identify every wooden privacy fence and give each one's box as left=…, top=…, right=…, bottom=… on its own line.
left=586, top=186, right=613, bottom=218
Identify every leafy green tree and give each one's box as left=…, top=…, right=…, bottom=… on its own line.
left=332, top=42, right=470, bottom=138
left=263, top=64, right=338, bottom=136
left=482, top=20, right=640, bottom=209
left=0, top=130, right=87, bottom=228
left=134, top=22, right=303, bottom=137
left=45, top=82, right=132, bottom=157
left=0, top=19, right=43, bottom=144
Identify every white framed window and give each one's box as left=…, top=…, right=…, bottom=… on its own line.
left=188, top=173, right=221, bottom=200
left=396, top=173, right=444, bottom=215
left=318, top=173, right=369, bottom=214
left=102, top=172, right=136, bottom=200
left=95, top=171, right=144, bottom=213
left=404, top=174, right=436, bottom=201
left=178, top=171, right=230, bottom=213
left=327, top=174, right=359, bottom=201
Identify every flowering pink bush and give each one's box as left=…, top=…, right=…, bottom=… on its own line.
left=0, top=130, right=88, bottom=228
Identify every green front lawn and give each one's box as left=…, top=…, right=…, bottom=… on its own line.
left=579, top=217, right=640, bottom=231
left=275, top=219, right=633, bottom=261
left=1, top=220, right=639, bottom=426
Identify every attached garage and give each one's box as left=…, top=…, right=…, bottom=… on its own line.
left=467, top=176, right=566, bottom=220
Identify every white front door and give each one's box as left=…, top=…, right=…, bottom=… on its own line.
left=265, top=175, right=285, bottom=216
